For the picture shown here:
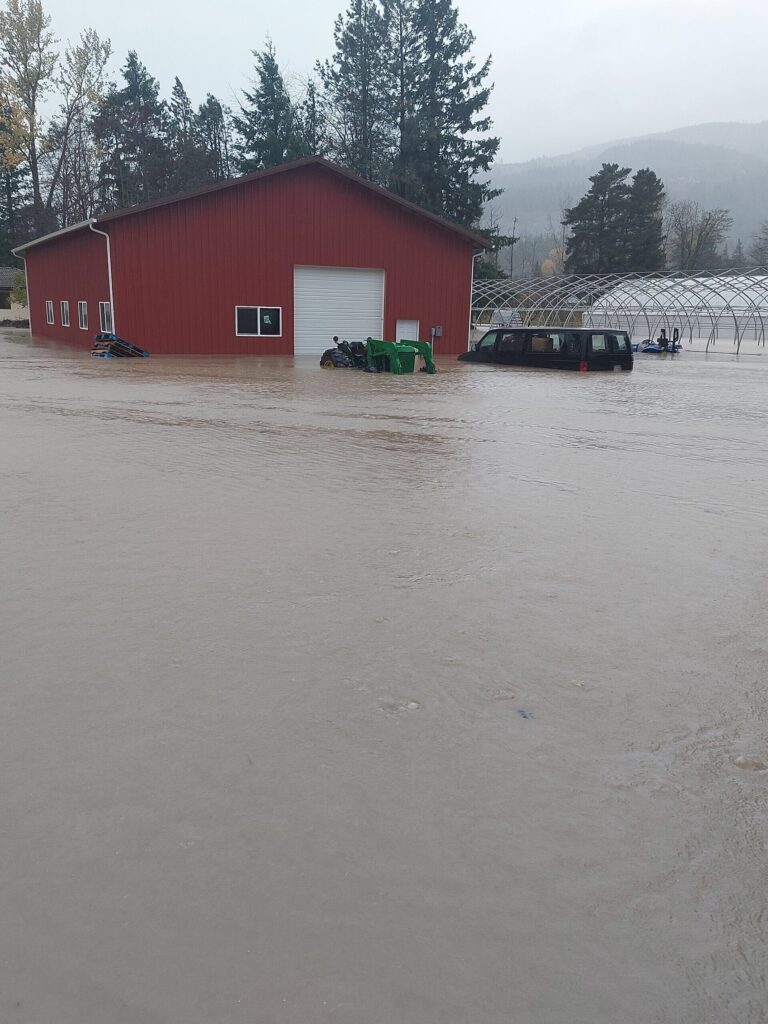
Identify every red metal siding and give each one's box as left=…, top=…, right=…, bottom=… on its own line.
left=27, top=163, right=475, bottom=356
left=23, top=229, right=110, bottom=347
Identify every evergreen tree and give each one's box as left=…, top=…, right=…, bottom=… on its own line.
left=625, top=168, right=665, bottom=271
left=401, top=0, right=500, bottom=225
left=92, top=51, right=173, bottom=209
left=749, top=222, right=768, bottom=267
left=195, top=94, right=232, bottom=181
left=563, top=164, right=632, bottom=274
left=384, top=0, right=420, bottom=201
left=233, top=41, right=305, bottom=173
left=317, top=0, right=392, bottom=181
left=295, top=81, right=327, bottom=157
left=730, top=238, right=748, bottom=269
left=167, top=77, right=210, bottom=191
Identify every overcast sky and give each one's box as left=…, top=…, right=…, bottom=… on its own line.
left=46, top=0, right=768, bottom=163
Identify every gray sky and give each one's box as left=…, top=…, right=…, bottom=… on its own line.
left=46, top=0, right=768, bottom=163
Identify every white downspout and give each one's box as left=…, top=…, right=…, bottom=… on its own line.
left=467, top=251, right=481, bottom=350
left=17, top=256, right=31, bottom=337
left=88, top=219, right=115, bottom=333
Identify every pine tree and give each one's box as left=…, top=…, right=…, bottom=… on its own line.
left=195, top=94, right=232, bottom=181
left=384, top=0, right=421, bottom=201
left=92, top=51, right=173, bottom=209
left=295, top=82, right=326, bottom=157
left=167, top=77, right=210, bottom=192
left=563, top=164, right=632, bottom=274
left=730, top=238, right=748, bottom=269
left=317, top=0, right=392, bottom=181
left=749, top=222, right=768, bottom=267
left=404, top=0, right=499, bottom=225
left=625, top=168, right=665, bottom=271
left=233, top=41, right=304, bottom=173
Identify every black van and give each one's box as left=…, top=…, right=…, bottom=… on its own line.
left=459, top=327, right=633, bottom=372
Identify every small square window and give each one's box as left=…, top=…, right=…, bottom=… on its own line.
left=60, top=300, right=70, bottom=327
left=99, top=301, right=112, bottom=333
left=235, top=306, right=260, bottom=336
left=78, top=301, right=88, bottom=330
left=259, top=307, right=281, bottom=336
left=45, top=300, right=54, bottom=325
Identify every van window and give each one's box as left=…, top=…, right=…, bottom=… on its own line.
left=498, top=332, right=524, bottom=353
left=590, top=333, right=607, bottom=352
left=477, top=332, right=497, bottom=350
left=565, top=333, right=584, bottom=356
left=530, top=331, right=566, bottom=353
left=608, top=334, right=629, bottom=353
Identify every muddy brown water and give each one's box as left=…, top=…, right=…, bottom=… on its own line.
left=1, top=330, right=767, bottom=1024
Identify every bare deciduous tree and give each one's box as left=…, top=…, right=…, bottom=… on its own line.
left=665, top=200, right=732, bottom=271
left=0, top=0, right=57, bottom=232
left=43, top=28, right=111, bottom=224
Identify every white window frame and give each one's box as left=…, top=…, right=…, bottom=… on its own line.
left=60, top=300, right=70, bottom=327
left=235, top=305, right=283, bottom=338
left=45, top=300, right=54, bottom=325
left=78, top=301, right=88, bottom=330
left=99, top=301, right=112, bottom=333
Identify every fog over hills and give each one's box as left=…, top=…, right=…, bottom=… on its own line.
left=489, top=121, right=768, bottom=245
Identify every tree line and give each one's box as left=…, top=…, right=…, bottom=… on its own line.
left=485, top=162, right=768, bottom=280
left=0, top=0, right=500, bottom=262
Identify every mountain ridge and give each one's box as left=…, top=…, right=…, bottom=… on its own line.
left=489, top=120, right=768, bottom=244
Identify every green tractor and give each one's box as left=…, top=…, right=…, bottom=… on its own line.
left=319, top=336, right=436, bottom=374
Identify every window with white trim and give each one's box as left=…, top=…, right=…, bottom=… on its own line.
left=235, top=305, right=282, bottom=337
left=99, top=301, right=113, bottom=333
left=60, top=300, right=70, bottom=327
left=78, top=301, right=88, bottom=330
left=45, top=300, right=54, bottom=324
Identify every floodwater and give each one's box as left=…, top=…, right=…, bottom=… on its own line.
left=1, top=330, right=767, bottom=1024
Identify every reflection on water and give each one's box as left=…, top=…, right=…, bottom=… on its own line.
left=1, top=330, right=767, bottom=1024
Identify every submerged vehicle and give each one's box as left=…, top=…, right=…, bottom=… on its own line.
left=634, top=341, right=684, bottom=354
left=632, top=328, right=683, bottom=354
left=320, top=336, right=437, bottom=374
left=459, top=327, right=633, bottom=372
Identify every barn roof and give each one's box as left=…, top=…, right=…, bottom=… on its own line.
left=13, top=157, right=490, bottom=255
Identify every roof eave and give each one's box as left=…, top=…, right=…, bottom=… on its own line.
left=12, top=218, right=95, bottom=256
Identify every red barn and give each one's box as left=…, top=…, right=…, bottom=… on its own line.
left=14, top=157, right=487, bottom=357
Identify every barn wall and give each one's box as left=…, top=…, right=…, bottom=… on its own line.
left=105, top=164, right=474, bottom=356
left=23, top=163, right=477, bottom=356
left=23, top=229, right=110, bottom=346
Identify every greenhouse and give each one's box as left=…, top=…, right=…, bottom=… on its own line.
left=472, top=271, right=768, bottom=352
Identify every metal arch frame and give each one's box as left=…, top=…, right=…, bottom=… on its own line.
left=472, top=269, right=768, bottom=353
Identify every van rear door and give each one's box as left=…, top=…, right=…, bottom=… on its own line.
left=607, top=332, right=633, bottom=369
left=587, top=332, right=612, bottom=370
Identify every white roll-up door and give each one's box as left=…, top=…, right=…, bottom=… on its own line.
left=293, top=266, right=385, bottom=355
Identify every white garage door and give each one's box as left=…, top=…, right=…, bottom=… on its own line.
left=293, top=266, right=385, bottom=355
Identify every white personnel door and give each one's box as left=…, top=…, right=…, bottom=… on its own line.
left=293, top=266, right=385, bottom=355
left=395, top=319, right=420, bottom=343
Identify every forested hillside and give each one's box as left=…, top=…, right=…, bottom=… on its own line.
left=489, top=121, right=768, bottom=246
